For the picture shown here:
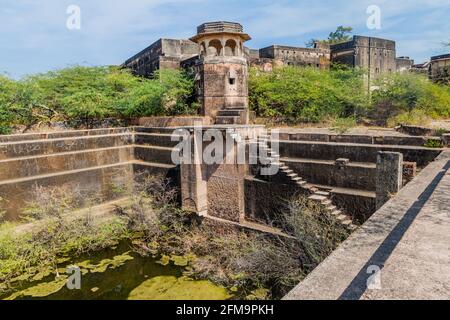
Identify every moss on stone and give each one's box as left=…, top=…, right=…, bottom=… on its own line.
left=127, top=276, right=231, bottom=300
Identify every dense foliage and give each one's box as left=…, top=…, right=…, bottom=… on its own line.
left=2, top=63, right=450, bottom=134
left=0, top=77, right=17, bottom=134
left=371, top=72, right=450, bottom=126
left=0, top=66, right=197, bottom=133
left=249, top=65, right=367, bottom=123
left=249, top=65, right=450, bottom=126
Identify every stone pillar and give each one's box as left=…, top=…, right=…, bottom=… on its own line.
left=180, top=129, right=208, bottom=215
left=442, top=134, right=450, bottom=148
left=376, top=151, right=403, bottom=210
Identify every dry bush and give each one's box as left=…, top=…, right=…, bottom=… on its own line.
left=21, top=184, right=102, bottom=222
left=114, top=173, right=184, bottom=242
left=113, top=177, right=350, bottom=299
left=283, top=197, right=349, bottom=271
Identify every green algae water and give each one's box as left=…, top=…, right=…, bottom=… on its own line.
left=1, top=243, right=232, bottom=300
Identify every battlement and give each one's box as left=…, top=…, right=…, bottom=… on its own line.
left=197, top=21, right=244, bottom=34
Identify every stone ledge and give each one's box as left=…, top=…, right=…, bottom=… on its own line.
left=283, top=150, right=450, bottom=300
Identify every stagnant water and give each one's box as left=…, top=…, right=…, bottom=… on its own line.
left=1, top=243, right=232, bottom=300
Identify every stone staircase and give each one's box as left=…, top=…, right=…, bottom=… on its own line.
left=254, top=132, right=357, bottom=231
left=215, top=108, right=248, bottom=125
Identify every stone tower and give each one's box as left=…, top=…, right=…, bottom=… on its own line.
left=190, top=22, right=251, bottom=124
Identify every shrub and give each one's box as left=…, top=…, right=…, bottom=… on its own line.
left=372, top=72, right=450, bottom=126
left=386, top=108, right=432, bottom=127
left=331, top=116, right=357, bottom=134
left=0, top=76, right=17, bottom=134
left=424, top=138, right=444, bottom=148
left=249, top=65, right=368, bottom=123
left=117, top=180, right=349, bottom=298
left=434, top=128, right=447, bottom=136
left=0, top=66, right=197, bottom=132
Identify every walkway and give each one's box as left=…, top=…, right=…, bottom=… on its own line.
left=284, top=150, right=450, bottom=300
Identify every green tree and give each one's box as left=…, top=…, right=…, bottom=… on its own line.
left=306, top=26, right=353, bottom=47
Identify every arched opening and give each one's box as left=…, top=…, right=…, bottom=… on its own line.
left=207, top=39, right=222, bottom=56
left=224, top=39, right=237, bottom=56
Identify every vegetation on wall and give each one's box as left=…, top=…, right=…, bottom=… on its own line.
left=0, top=66, right=197, bottom=133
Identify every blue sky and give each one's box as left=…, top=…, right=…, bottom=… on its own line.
left=1, top=0, right=449, bottom=78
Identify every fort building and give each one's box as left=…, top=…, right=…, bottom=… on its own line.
left=123, top=23, right=413, bottom=92
left=124, top=25, right=405, bottom=79
left=253, top=43, right=331, bottom=70
left=429, top=53, right=450, bottom=84
left=395, top=56, right=415, bottom=72
left=123, top=22, right=427, bottom=123
left=330, top=36, right=397, bottom=90
left=123, top=38, right=199, bottom=78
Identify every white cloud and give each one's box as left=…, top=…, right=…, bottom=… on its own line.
left=1, top=0, right=449, bottom=77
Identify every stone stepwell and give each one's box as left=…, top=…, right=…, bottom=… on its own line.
left=0, top=126, right=443, bottom=238
left=0, top=127, right=179, bottom=220
left=268, top=132, right=444, bottom=224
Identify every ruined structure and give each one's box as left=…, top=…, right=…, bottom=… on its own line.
left=410, top=61, right=431, bottom=75
left=2, top=21, right=445, bottom=230
left=123, top=39, right=198, bottom=78
left=330, top=36, right=397, bottom=90
left=254, top=42, right=331, bottom=70
left=0, top=125, right=444, bottom=232
left=123, top=23, right=408, bottom=87
left=395, top=56, right=415, bottom=72
left=429, top=53, right=450, bottom=83
left=2, top=21, right=449, bottom=301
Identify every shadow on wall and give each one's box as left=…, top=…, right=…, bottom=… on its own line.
left=338, top=160, right=450, bottom=300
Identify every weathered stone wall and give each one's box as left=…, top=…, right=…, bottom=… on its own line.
left=283, top=159, right=376, bottom=191
left=278, top=140, right=441, bottom=167
left=197, top=59, right=249, bottom=118
left=331, top=36, right=397, bottom=88
left=376, top=152, right=403, bottom=209
left=259, top=45, right=330, bottom=69
left=244, top=177, right=299, bottom=225
left=396, top=57, right=414, bottom=72
left=0, top=163, right=134, bottom=221
left=396, top=124, right=449, bottom=137
left=331, top=192, right=376, bottom=224
left=430, top=53, right=450, bottom=83
left=277, top=130, right=435, bottom=147
left=133, top=117, right=213, bottom=127
left=179, top=127, right=259, bottom=222
left=123, top=38, right=199, bottom=77
left=0, top=128, right=179, bottom=220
